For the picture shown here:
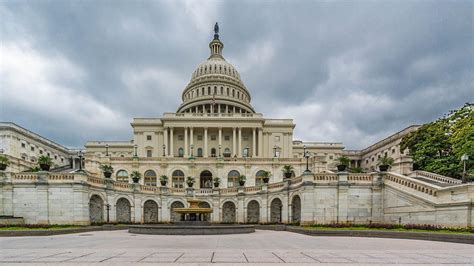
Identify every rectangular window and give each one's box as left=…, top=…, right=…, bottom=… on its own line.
left=329, top=155, right=333, bottom=160
left=21, top=156, right=26, bottom=160
left=197, top=135, right=203, bottom=141
left=147, top=150, right=152, bottom=157
left=224, top=135, right=230, bottom=141
left=366, top=159, right=369, bottom=164
left=39, top=150, right=43, bottom=154
left=178, top=135, right=184, bottom=141
left=47, top=152, right=50, bottom=157
left=61, top=158, right=64, bottom=163
left=147, top=135, right=152, bottom=141
left=392, top=148, right=396, bottom=154
left=21, top=143, right=26, bottom=148
left=31, top=147, right=35, bottom=151
left=210, top=135, right=216, bottom=140
left=54, top=155, right=57, bottom=159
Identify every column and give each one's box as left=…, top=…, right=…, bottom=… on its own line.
left=169, top=127, right=174, bottom=157
left=252, top=128, right=256, bottom=157
left=218, top=104, right=221, bottom=113
left=211, top=104, right=214, bottom=113
left=218, top=127, right=222, bottom=149
left=204, top=127, right=208, bottom=158
left=184, top=127, right=188, bottom=157
left=163, top=128, right=168, bottom=156
left=190, top=127, right=194, bottom=146
left=238, top=127, right=242, bottom=157
left=232, top=127, right=236, bottom=157
left=258, top=128, right=263, bottom=158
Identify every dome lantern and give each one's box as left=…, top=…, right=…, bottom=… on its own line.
left=209, top=22, right=224, bottom=59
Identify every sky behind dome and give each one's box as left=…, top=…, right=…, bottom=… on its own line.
left=1, top=0, right=473, bottom=149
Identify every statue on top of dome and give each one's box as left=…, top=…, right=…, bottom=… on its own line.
left=214, top=22, right=219, bottom=39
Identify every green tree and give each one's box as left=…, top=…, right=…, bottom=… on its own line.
left=400, top=103, right=473, bottom=179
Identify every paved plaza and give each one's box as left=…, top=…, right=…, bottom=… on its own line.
left=0, top=230, right=472, bottom=265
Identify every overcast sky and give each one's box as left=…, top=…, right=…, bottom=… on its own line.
left=1, top=1, right=472, bottom=149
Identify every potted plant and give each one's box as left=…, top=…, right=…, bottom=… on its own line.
left=186, top=176, right=195, bottom=188
left=336, top=156, right=350, bottom=172
left=0, top=155, right=10, bottom=171
left=38, top=155, right=53, bottom=171
left=99, top=164, right=114, bottom=178
left=261, top=170, right=271, bottom=184
left=238, top=175, right=246, bottom=186
left=160, top=175, right=168, bottom=186
left=378, top=155, right=394, bottom=172
left=131, top=171, right=141, bottom=183
left=213, top=177, right=221, bottom=188
left=282, top=165, right=294, bottom=179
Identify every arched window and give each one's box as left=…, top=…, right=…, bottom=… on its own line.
left=197, top=148, right=203, bottom=157
left=227, top=170, right=240, bottom=188
left=255, top=170, right=266, bottom=186
left=172, top=170, right=185, bottom=188
left=178, top=148, right=184, bottom=157
left=211, top=148, right=216, bottom=157
left=223, top=148, right=231, bottom=158
left=116, top=170, right=129, bottom=183
left=144, top=170, right=157, bottom=186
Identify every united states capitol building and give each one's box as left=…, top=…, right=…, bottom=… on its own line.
left=1, top=26, right=472, bottom=227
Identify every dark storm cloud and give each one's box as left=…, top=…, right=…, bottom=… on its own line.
left=1, top=0, right=472, bottom=149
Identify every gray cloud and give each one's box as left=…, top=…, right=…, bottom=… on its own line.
left=1, top=0, right=472, bottom=149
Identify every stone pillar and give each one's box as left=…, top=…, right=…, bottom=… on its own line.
left=204, top=127, right=208, bottom=158
left=337, top=171, right=349, bottom=223
left=252, top=128, right=256, bottom=157
left=163, top=128, right=168, bottom=156
left=300, top=172, right=315, bottom=225
left=0, top=172, right=13, bottom=217
left=237, top=194, right=245, bottom=223
left=169, top=127, right=174, bottom=157
left=232, top=127, right=237, bottom=157
left=258, top=128, right=263, bottom=158
left=371, top=172, right=384, bottom=222
left=190, top=127, right=194, bottom=147
left=184, top=127, right=188, bottom=157
left=238, top=127, right=242, bottom=157
left=161, top=196, right=170, bottom=222
left=218, top=127, right=222, bottom=151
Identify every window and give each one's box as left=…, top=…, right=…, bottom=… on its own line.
left=197, top=148, right=203, bottom=157
left=197, top=135, right=203, bottom=141
left=39, top=150, right=43, bottom=154
left=116, top=170, right=129, bottom=183
left=384, top=152, right=387, bottom=157
left=366, top=159, right=369, bottom=164
left=147, top=135, right=152, bottom=141
left=224, top=135, right=230, bottom=141
left=31, top=147, right=34, bottom=151
left=378, top=154, right=381, bottom=159
left=47, top=152, right=50, bottom=157
left=54, top=155, right=57, bottom=159
left=144, top=170, right=157, bottom=186
left=223, top=148, right=231, bottom=157
left=255, top=170, right=266, bottom=186
left=392, top=148, right=396, bottom=154
left=147, top=150, right=152, bottom=157
left=211, top=148, right=216, bottom=157
left=329, top=155, right=333, bottom=160
left=178, top=148, right=184, bottom=157
left=210, top=135, right=216, bottom=141
left=61, top=158, right=64, bottom=163
left=178, top=135, right=184, bottom=141
left=227, top=170, right=240, bottom=188
left=372, top=157, right=374, bottom=162
left=172, top=170, right=185, bottom=188
left=21, top=143, right=26, bottom=148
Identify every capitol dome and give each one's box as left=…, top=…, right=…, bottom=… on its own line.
left=177, top=23, right=255, bottom=114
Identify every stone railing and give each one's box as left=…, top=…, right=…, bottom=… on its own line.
left=412, top=170, right=461, bottom=184
left=347, top=174, right=373, bottom=182
left=114, top=182, right=133, bottom=191
left=169, top=188, right=185, bottom=194
left=12, top=173, right=39, bottom=182
left=220, top=187, right=238, bottom=194
left=244, top=186, right=261, bottom=193
left=87, top=176, right=106, bottom=186
left=196, top=188, right=213, bottom=195
left=268, top=182, right=285, bottom=190
left=141, top=185, right=158, bottom=193
left=385, top=172, right=439, bottom=197
left=314, top=174, right=338, bottom=182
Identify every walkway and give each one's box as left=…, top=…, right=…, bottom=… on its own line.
left=0, top=230, right=472, bottom=264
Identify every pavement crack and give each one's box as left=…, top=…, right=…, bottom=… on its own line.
left=173, top=252, right=184, bottom=262
left=272, top=252, right=286, bottom=263
left=243, top=252, right=249, bottom=263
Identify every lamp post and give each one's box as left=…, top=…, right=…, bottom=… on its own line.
left=244, top=145, right=249, bottom=158
left=218, top=144, right=222, bottom=158
left=461, top=154, right=469, bottom=183
left=133, top=144, right=138, bottom=157
left=190, top=144, right=194, bottom=157
left=105, top=203, right=110, bottom=223
left=105, top=144, right=109, bottom=157
left=273, top=145, right=277, bottom=158
left=162, top=144, right=166, bottom=157
left=77, top=150, right=84, bottom=171
left=303, top=145, right=310, bottom=174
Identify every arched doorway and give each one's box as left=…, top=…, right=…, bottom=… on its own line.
left=198, top=201, right=211, bottom=221
left=200, top=170, right=213, bottom=188
left=89, top=195, right=104, bottom=224
left=116, top=198, right=131, bottom=223
left=222, top=201, right=236, bottom=223
left=143, top=200, right=158, bottom=223
left=270, top=198, right=282, bottom=223
left=291, top=195, right=301, bottom=223
left=170, top=201, right=185, bottom=222
left=247, top=200, right=260, bottom=224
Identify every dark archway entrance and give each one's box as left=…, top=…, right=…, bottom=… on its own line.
left=200, top=170, right=213, bottom=188
left=291, top=195, right=301, bottom=224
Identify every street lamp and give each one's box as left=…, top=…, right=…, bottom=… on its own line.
left=218, top=144, right=222, bottom=158
left=303, top=145, right=311, bottom=174
left=461, top=154, right=469, bottom=183
left=133, top=144, right=138, bottom=157
left=273, top=145, right=277, bottom=158
left=105, top=203, right=110, bottom=223
left=162, top=144, right=166, bottom=157
left=77, top=150, right=84, bottom=171
left=190, top=144, right=194, bottom=157
left=105, top=144, right=109, bottom=157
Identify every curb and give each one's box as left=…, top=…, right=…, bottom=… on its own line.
left=0, top=225, right=129, bottom=237
left=285, top=226, right=474, bottom=245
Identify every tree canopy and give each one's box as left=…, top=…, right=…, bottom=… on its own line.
left=400, top=103, right=473, bottom=179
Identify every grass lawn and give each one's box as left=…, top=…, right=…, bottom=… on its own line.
left=302, top=226, right=473, bottom=234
